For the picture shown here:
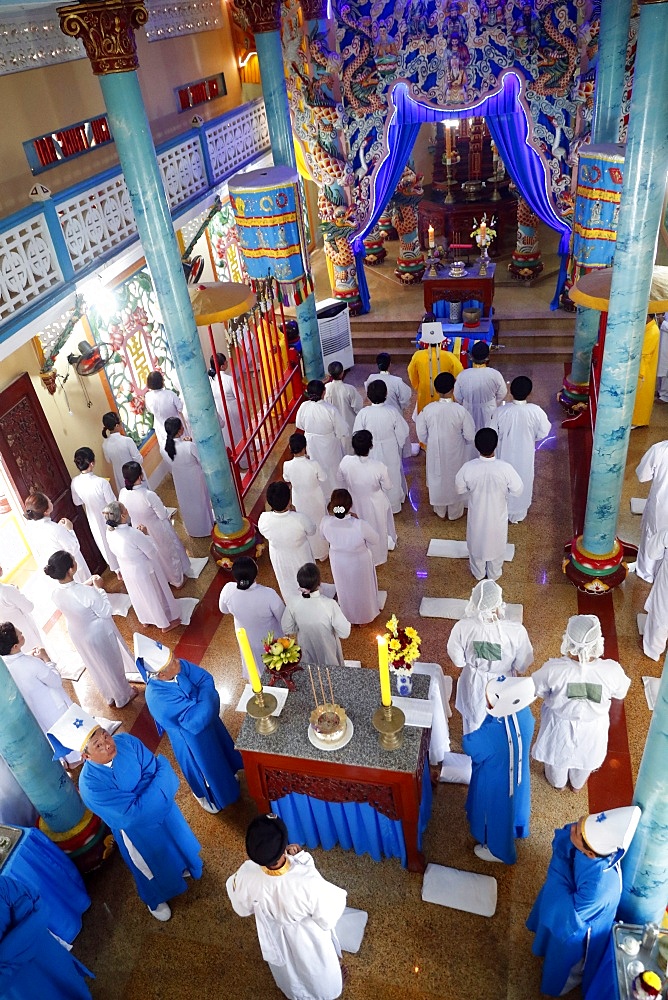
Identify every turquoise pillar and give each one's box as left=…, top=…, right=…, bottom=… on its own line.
left=59, top=0, right=247, bottom=542
left=570, top=0, right=668, bottom=584
left=569, top=307, right=600, bottom=386
left=619, top=650, right=668, bottom=923
left=0, top=656, right=84, bottom=832
left=295, top=297, right=324, bottom=381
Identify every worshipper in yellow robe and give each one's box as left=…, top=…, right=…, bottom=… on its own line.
left=631, top=317, right=660, bottom=427
left=408, top=321, right=463, bottom=414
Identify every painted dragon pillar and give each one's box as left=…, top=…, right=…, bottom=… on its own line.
left=391, top=164, right=426, bottom=284
left=508, top=197, right=544, bottom=280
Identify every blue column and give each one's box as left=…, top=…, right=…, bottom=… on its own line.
left=619, top=650, right=668, bottom=923
left=0, top=657, right=84, bottom=833
left=569, top=307, right=601, bottom=386
left=255, top=30, right=296, bottom=170
left=581, top=0, right=668, bottom=557
left=295, top=296, right=324, bottom=381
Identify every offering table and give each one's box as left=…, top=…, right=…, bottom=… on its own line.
left=235, top=667, right=432, bottom=873
left=422, top=260, right=496, bottom=316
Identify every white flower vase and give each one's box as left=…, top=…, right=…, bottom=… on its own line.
left=394, top=671, right=413, bottom=696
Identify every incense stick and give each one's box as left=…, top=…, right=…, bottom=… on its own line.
left=317, top=667, right=327, bottom=707
left=308, top=667, right=319, bottom=710
left=327, top=667, right=335, bottom=706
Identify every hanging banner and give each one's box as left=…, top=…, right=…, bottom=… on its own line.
left=572, top=143, right=625, bottom=270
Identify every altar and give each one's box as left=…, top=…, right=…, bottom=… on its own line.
left=235, top=666, right=432, bottom=872
left=422, top=260, right=496, bottom=316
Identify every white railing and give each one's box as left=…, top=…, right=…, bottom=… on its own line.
left=56, top=174, right=137, bottom=273
left=0, top=213, right=63, bottom=323
left=158, top=135, right=208, bottom=210
left=205, top=101, right=270, bottom=183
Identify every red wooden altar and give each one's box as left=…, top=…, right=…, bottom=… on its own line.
left=418, top=194, right=517, bottom=257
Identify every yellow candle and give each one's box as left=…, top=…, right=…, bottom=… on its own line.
left=428, top=224, right=435, bottom=249
left=237, top=627, right=262, bottom=694
left=377, top=635, right=392, bottom=707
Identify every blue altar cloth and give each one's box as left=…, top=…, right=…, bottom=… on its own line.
left=2, top=827, right=90, bottom=944
left=271, top=761, right=432, bottom=867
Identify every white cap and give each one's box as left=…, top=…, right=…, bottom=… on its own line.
left=486, top=675, right=536, bottom=717
left=419, top=321, right=445, bottom=345
left=134, top=632, right=172, bottom=673
left=465, top=580, right=504, bottom=621
left=47, top=704, right=101, bottom=758
left=583, top=805, right=641, bottom=857
left=561, top=614, right=604, bottom=664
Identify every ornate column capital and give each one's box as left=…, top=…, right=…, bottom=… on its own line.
left=57, top=0, right=149, bottom=75
left=236, top=0, right=282, bottom=33
left=301, top=0, right=329, bottom=20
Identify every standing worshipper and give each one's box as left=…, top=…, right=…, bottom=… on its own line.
left=353, top=381, right=409, bottom=514
left=120, top=461, right=191, bottom=588
left=226, top=814, right=348, bottom=1000
left=209, top=352, right=248, bottom=470
left=642, top=527, right=668, bottom=660
left=44, top=550, right=138, bottom=709
left=632, top=438, right=668, bottom=581
left=338, top=430, right=396, bottom=567
left=282, top=433, right=329, bottom=562
left=23, top=492, right=92, bottom=585
left=415, top=372, right=475, bottom=519
left=454, top=341, right=507, bottom=442
left=219, top=557, right=285, bottom=678
left=282, top=563, right=350, bottom=667
left=101, top=412, right=143, bottom=495
left=296, top=380, right=348, bottom=501
left=144, top=370, right=186, bottom=450
left=0, top=567, right=45, bottom=651
left=49, top=707, right=202, bottom=922
left=102, top=501, right=185, bottom=633
left=631, top=316, right=660, bottom=428
left=163, top=417, right=214, bottom=538
left=324, top=361, right=363, bottom=453
left=462, top=675, right=536, bottom=864
left=320, top=490, right=381, bottom=625
left=448, top=580, right=533, bottom=735
left=136, top=634, right=242, bottom=814
left=0, top=622, right=74, bottom=737
left=0, top=873, right=93, bottom=999
left=407, top=322, right=463, bottom=414
left=71, top=447, right=120, bottom=574
left=531, top=615, right=631, bottom=790
left=454, top=428, right=523, bottom=581
left=491, top=376, right=551, bottom=523
left=364, top=352, right=412, bottom=415
left=257, top=482, right=316, bottom=603
left=527, top=806, right=641, bottom=998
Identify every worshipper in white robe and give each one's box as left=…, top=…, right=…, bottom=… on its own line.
left=282, top=433, right=329, bottom=561
left=365, top=352, right=414, bottom=459
left=102, top=501, right=183, bottom=632
left=454, top=341, right=507, bottom=457
left=119, top=461, right=191, bottom=588
left=0, top=755, right=37, bottom=827
left=101, top=411, right=144, bottom=495
left=490, top=376, right=551, bottom=524
left=163, top=417, right=214, bottom=538
left=447, top=580, right=534, bottom=735
left=144, top=370, right=187, bottom=449
left=455, top=428, right=523, bottom=582
left=657, top=313, right=668, bottom=402
left=531, top=615, right=631, bottom=790
left=44, top=549, right=138, bottom=708
left=338, top=430, right=396, bottom=567
left=219, top=557, right=285, bottom=679
left=23, top=492, right=92, bottom=585
left=320, top=490, right=381, bottom=625
left=415, top=371, right=475, bottom=519
left=282, top=563, right=350, bottom=667
left=353, top=381, right=409, bottom=513
left=0, top=570, right=44, bottom=651
left=209, top=352, right=248, bottom=470
left=258, top=481, right=316, bottom=603
left=227, top=814, right=347, bottom=1000
left=296, top=380, right=348, bottom=501
left=324, top=361, right=363, bottom=453
left=71, top=447, right=120, bottom=573
left=641, top=528, right=668, bottom=661
left=0, top=622, right=74, bottom=740
left=631, top=438, right=668, bottom=582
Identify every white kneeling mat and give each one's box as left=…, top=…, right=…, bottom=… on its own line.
left=643, top=676, right=660, bottom=711
left=439, top=752, right=472, bottom=785
left=419, top=597, right=523, bottom=622
left=422, top=863, right=497, bottom=918
left=637, top=612, right=647, bottom=636
left=378, top=590, right=387, bottom=610
left=335, top=907, right=368, bottom=954
left=186, top=557, right=209, bottom=579
left=427, top=539, right=515, bottom=561
left=177, top=597, right=200, bottom=625
left=630, top=498, right=646, bottom=515
left=108, top=592, right=132, bottom=617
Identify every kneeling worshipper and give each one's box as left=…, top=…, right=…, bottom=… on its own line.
left=226, top=814, right=348, bottom=1000
left=48, top=706, right=202, bottom=922
left=447, top=580, right=534, bottom=735
left=461, top=675, right=535, bottom=865
left=135, top=633, right=242, bottom=814
left=641, top=527, right=668, bottom=661
left=527, top=806, right=641, bottom=997
left=0, top=873, right=94, bottom=999
left=281, top=563, right=351, bottom=667
left=0, top=566, right=47, bottom=652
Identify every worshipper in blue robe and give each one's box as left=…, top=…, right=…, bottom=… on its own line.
left=48, top=705, right=202, bottom=922
left=527, top=806, right=641, bottom=997
left=461, top=675, right=535, bottom=865
left=135, top=633, right=243, bottom=814
left=0, top=873, right=93, bottom=999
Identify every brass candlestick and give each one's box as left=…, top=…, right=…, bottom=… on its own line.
left=372, top=703, right=405, bottom=750
left=246, top=688, right=279, bottom=735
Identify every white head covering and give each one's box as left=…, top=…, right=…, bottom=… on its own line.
left=465, top=580, right=505, bottom=623
left=419, top=321, right=445, bottom=345
left=486, top=675, right=536, bottom=718
left=47, top=705, right=100, bottom=758
left=583, top=805, right=641, bottom=859
left=561, top=614, right=604, bottom=665
left=134, top=632, right=172, bottom=673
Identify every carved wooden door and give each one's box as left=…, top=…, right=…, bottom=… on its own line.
left=0, top=372, right=103, bottom=573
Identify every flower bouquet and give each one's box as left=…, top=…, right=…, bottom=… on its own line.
left=471, top=212, right=497, bottom=261
left=384, top=615, right=421, bottom=695
left=261, top=632, right=302, bottom=690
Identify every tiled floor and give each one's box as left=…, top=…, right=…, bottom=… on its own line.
left=60, top=261, right=666, bottom=999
